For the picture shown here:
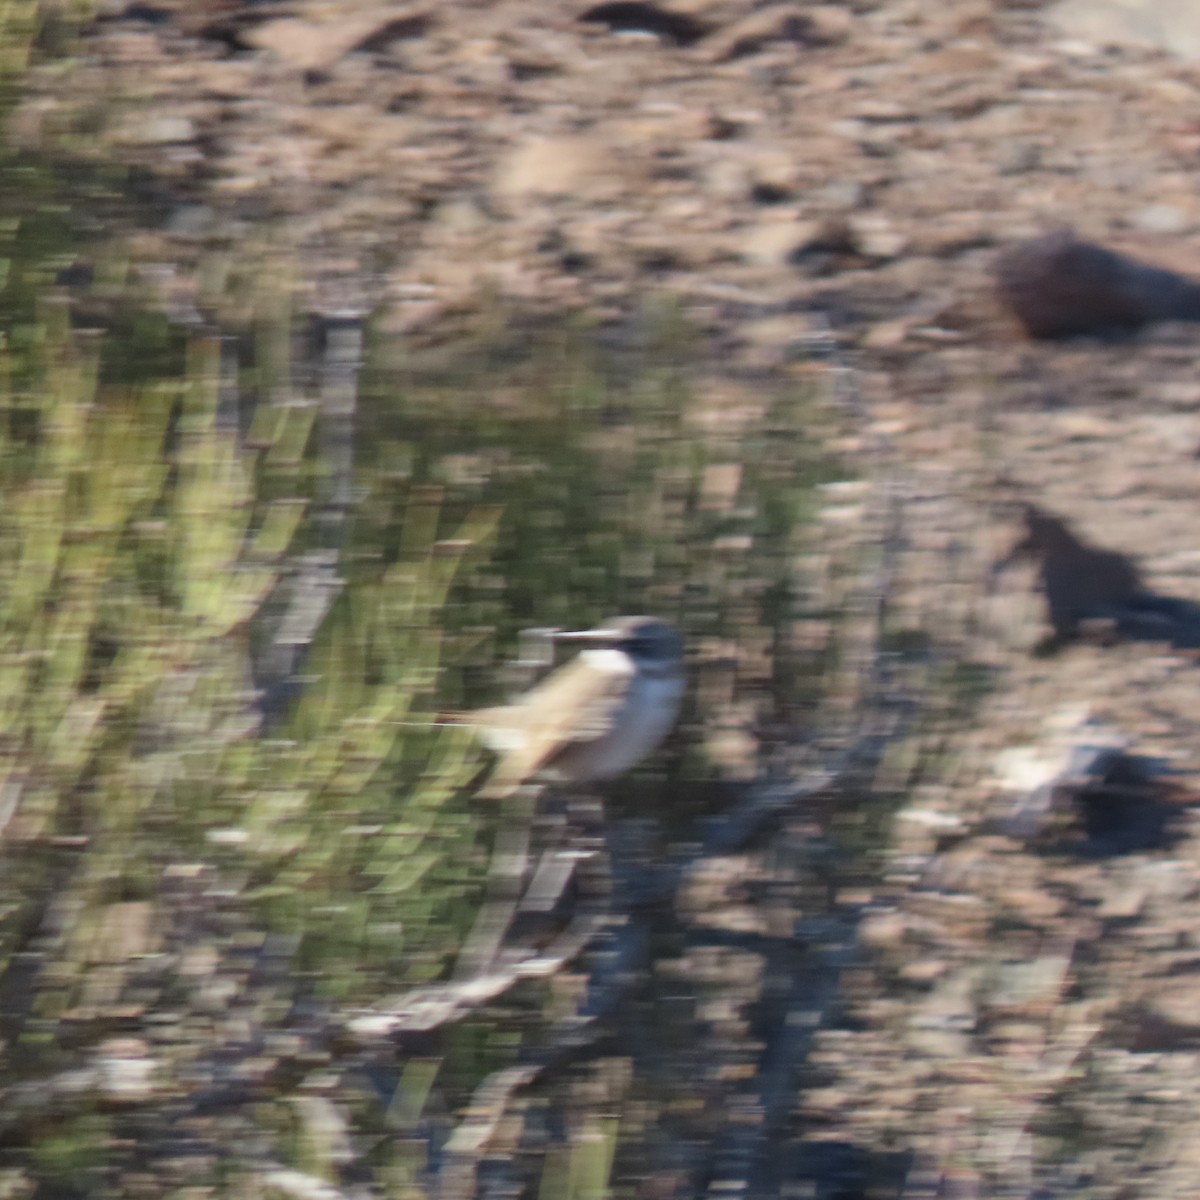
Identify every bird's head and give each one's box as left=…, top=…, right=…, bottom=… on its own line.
left=555, top=615, right=684, bottom=670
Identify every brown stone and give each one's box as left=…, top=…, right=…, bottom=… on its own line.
left=491, top=135, right=625, bottom=205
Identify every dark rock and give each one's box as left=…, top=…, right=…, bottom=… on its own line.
left=993, top=230, right=1200, bottom=338
left=579, top=2, right=708, bottom=47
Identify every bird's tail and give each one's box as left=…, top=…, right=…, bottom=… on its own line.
left=381, top=711, right=528, bottom=799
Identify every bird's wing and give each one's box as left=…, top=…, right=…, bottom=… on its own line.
left=473, top=661, right=630, bottom=799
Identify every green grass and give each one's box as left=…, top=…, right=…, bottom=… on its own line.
left=0, top=285, right=870, bottom=1199
left=0, top=10, right=877, bottom=1197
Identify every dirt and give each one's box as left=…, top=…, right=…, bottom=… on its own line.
left=20, top=0, right=1200, bottom=1195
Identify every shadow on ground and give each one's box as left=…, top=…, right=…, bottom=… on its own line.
left=1063, top=754, right=1194, bottom=857
left=1114, top=592, right=1200, bottom=651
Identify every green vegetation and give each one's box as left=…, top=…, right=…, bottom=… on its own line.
left=367, top=310, right=843, bottom=777
left=0, top=296, right=847, bottom=1194
left=0, top=297, right=499, bottom=981
left=0, top=9, right=873, bottom=1199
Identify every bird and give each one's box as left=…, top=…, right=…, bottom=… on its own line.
left=460, top=615, right=685, bottom=799
left=993, top=504, right=1143, bottom=651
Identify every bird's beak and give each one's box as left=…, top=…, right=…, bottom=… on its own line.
left=553, top=627, right=614, bottom=644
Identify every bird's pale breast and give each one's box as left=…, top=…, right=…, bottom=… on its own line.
left=548, top=648, right=683, bottom=782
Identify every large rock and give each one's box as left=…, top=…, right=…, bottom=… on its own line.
left=993, top=231, right=1200, bottom=338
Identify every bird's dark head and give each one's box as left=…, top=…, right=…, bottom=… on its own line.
left=556, top=615, right=684, bottom=668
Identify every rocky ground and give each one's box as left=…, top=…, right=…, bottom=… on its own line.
left=20, top=0, right=1200, bottom=1196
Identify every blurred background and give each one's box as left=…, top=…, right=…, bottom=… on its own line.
left=4, top=1, right=1200, bottom=1198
